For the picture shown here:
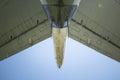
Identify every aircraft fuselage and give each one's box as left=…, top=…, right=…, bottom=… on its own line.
left=40, top=0, right=81, bottom=68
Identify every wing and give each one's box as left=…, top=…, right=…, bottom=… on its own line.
left=0, top=0, right=51, bottom=60
left=69, top=0, right=120, bottom=62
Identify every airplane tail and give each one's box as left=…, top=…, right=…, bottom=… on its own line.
left=52, top=27, right=67, bottom=68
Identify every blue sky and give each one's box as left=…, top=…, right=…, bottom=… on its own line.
left=0, top=38, right=120, bottom=80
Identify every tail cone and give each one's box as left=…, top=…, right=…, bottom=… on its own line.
left=53, top=27, right=67, bottom=68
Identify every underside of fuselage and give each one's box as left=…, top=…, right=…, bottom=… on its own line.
left=52, top=27, right=67, bottom=68
left=40, top=0, right=81, bottom=68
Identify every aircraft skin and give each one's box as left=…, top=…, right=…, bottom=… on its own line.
left=0, top=0, right=120, bottom=69
left=40, top=0, right=81, bottom=68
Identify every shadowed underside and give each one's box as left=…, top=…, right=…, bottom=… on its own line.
left=0, top=0, right=120, bottom=69
left=40, top=0, right=80, bottom=68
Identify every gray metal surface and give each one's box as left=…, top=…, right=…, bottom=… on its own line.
left=0, top=0, right=51, bottom=60
left=0, top=0, right=120, bottom=62
left=70, top=0, right=120, bottom=62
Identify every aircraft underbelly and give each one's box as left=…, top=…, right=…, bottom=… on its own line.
left=52, top=27, right=67, bottom=68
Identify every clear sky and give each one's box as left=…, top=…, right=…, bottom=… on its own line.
left=0, top=38, right=120, bottom=80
